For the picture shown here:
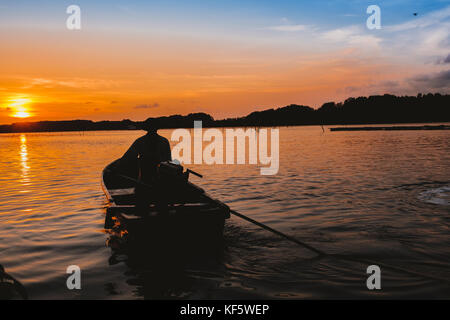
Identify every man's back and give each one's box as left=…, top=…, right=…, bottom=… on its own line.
left=121, top=132, right=172, bottom=182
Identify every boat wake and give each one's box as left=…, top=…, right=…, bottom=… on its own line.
left=418, top=185, right=450, bottom=206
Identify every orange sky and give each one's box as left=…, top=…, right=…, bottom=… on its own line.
left=0, top=3, right=448, bottom=125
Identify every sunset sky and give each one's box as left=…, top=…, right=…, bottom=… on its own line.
left=0, top=0, right=449, bottom=124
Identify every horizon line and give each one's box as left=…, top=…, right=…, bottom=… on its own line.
left=1, top=92, right=448, bottom=127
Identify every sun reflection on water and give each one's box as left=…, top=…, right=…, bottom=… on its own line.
left=20, top=134, right=30, bottom=184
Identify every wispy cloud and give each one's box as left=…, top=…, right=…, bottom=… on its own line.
left=134, top=103, right=160, bottom=109
left=321, top=25, right=382, bottom=50
left=265, top=24, right=309, bottom=32
left=20, top=77, right=123, bottom=90
left=26, top=78, right=78, bottom=88
left=436, top=53, right=450, bottom=64
left=444, top=54, right=450, bottom=64
left=263, top=17, right=311, bottom=32
left=318, top=5, right=450, bottom=62
left=381, top=6, right=450, bottom=61
left=386, top=6, right=450, bottom=32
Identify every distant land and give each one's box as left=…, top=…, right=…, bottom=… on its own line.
left=1, top=93, right=449, bottom=133
left=331, top=125, right=450, bottom=131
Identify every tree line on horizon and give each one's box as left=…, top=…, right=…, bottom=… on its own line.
left=0, top=93, right=449, bottom=133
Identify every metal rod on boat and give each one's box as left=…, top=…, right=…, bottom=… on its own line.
left=106, top=169, right=325, bottom=256
left=230, top=209, right=325, bottom=256
left=187, top=169, right=203, bottom=178
left=105, top=169, right=450, bottom=283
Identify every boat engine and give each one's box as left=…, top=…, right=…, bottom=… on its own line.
left=157, top=161, right=203, bottom=183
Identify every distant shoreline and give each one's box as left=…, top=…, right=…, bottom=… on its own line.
left=1, top=93, right=449, bottom=134
left=2, top=122, right=450, bottom=136
left=330, top=124, right=450, bottom=131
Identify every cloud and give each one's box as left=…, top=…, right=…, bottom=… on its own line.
left=386, top=6, right=450, bottom=32
left=134, top=103, right=160, bottom=109
left=380, top=80, right=399, bottom=88
left=344, top=86, right=360, bottom=93
left=382, top=6, right=450, bottom=59
left=321, top=25, right=381, bottom=50
left=26, top=78, right=78, bottom=88
left=21, top=77, right=122, bottom=90
left=409, top=69, right=450, bottom=90
left=340, top=80, right=401, bottom=95
left=318, top=6, right=450, bottom=60
left=265, top=24, right=309, bottom=32
left=263, top=17, right=311, bottom=32
left=437, top=53, right=450, bottom=64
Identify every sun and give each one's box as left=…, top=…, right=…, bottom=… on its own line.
left=8, top=97, right=32, bottom=118
left=14, top=110, right=32, bottom=118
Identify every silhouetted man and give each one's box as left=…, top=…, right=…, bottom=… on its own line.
left=119, top=119, right=172, bottom=212
left=121, top=118, right=172, bottom=183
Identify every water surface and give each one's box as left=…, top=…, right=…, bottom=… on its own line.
left=0, top=126, right=449, bottom=299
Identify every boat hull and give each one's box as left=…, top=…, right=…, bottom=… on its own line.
left=102, top=159, right=229, bottom=246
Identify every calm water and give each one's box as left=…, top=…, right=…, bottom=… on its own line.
left=0, top=126, right=449, bottom=299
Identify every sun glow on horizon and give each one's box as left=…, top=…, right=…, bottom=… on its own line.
left=8, top=97, right=32, bottom=118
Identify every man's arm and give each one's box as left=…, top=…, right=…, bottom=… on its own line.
left=121, top=139, right=140, bottom=163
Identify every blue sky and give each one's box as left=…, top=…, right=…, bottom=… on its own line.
left=0, top=1, right=449, bottom=121
left=1, top=0, right=448, bottom=29
left=0, top=0, right=448, bottom=45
